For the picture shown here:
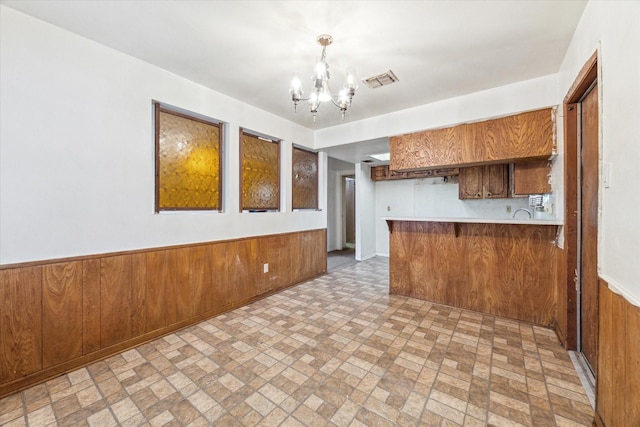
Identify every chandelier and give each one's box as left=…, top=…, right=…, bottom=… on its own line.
left=289, top=34, right=357, bottom=121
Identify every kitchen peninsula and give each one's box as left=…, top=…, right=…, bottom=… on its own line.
left=384, top=216, right=562, bottom=326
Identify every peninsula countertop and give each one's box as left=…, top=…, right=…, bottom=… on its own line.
left=381, top=216, right=564, bottom=226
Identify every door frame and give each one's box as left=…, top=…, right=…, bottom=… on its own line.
left=562, top=51, right=598, bottom=350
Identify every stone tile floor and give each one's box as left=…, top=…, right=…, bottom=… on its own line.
left=0, top=257, right=594, bottom=426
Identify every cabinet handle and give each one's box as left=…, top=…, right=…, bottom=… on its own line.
left=486, top=192, right=492, bottom=197
left=476, top=193, right=481, bottom=198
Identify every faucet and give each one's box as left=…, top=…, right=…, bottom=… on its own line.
left=513, top=208, right=532, bottom=219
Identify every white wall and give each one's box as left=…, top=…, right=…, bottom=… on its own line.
left=557, top=1, right=640, bottom=305
left=0, top=7, right=322, bottom=264
left=374, top=177, right=534, bottom=256
left=326, top=157, right=355, bottom=252
left=355, top=163, right=376, bottom=261
left=315, top=74, right=559, bottom=150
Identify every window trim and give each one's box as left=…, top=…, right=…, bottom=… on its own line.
left=291, top=145, right=319, bottom=210
left=239, top=128, right=281, bottom=212
left=154, top=102, right=223, bottom=212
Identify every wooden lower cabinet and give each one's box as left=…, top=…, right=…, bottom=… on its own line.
left=459, top=164, right=508, bottom=199
left=388, top=220, right=558, bottom=325
left=0, top=229, right=327, bottom=397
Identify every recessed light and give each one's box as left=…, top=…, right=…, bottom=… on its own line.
left=369, top=152, right=390, bottom=161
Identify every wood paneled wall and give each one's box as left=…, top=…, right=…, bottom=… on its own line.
left=389, top=221, right=558, bottom=326
left=0, top=229, right=326, bottom=397
left=595, top=279, right=640, bottom=427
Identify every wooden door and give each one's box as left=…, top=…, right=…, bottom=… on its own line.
left=580, top=84, right=599, bottom=374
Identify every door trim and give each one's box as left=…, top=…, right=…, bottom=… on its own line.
left=562, top=51, right=598, bottom=350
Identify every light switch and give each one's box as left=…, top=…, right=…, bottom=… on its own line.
left=263, top=263, right=269, bottom=273
left=387, top=206, right=391, bottom=211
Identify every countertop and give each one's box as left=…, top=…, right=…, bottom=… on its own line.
left=382, top=216, right=564, bottom=226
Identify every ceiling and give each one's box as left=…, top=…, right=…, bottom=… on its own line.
left=2, top=0, right=586, bottom=162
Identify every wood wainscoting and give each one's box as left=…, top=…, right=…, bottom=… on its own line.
left=595, top=278, right=640, bottom=427
left=0, top=229, right=326, bottom=398
left=389, top=221, right=558, bottom=326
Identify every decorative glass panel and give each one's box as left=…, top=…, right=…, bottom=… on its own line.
left=155, top=104, right=221, bottom=211
left=292, top=147, right=318, bottom=209
left=240, top=131, right=280, bottom=211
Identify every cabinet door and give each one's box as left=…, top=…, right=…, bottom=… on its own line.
left=390, top=124, right=464, bottom=171
left=459, top=167, right=483, bottom=199
left=370, top=165, right=389, bottom=181
left=483, top=109, right=554, bottom=161
left=512, top=160, right=551, bottom=195
left=484, top=164, right=509, bottom=198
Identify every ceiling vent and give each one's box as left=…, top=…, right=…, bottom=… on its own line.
left=362, top=70, right=399, bottom=89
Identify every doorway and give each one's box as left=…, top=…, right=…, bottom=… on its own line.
left=344, top=176, right=356, bottom=249
left=327, top=175, right=356, bottom=272
left=564, top=52, right=599, bottom=379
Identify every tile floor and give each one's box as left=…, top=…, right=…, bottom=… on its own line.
left=0, top=257, right=594, bottom=426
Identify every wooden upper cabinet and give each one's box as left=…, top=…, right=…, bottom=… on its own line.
left=391, top=108, right=555, bottom=171
left=511, top=160, right=551, bottom=196
left=474, top=108, right=555, bottom=162
left=390, top=124, right=465, bottom=171
left=459, top=165, right=508, bottom=199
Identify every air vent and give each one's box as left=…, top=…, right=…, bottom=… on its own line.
left=362, top=70, right=399, bottom=89
left=362, top=159, right=374, bottom=163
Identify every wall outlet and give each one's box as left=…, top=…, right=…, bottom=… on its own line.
left=387, top=206, right=391, bottom=211
left=263, top=263, right=269, bottom=273
left=506, top=205, right=512, bottom=213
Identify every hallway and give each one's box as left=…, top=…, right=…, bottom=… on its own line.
left=0, top=257, right=593, bottom=426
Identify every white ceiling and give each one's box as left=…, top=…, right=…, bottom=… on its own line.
left=1, top=0, right=586, bottom=162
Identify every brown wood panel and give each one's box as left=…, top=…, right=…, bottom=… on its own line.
left=512, top=160, right=551, bottom=195
left=165, top=248, right=192, bottom=325
left=459, top=167, right=483, bottom=199
left=0, top=267, right=42, bottom=382
left=257, top=234, right=290, bottom=295
left=389, top=221, right=557, bottom=325
left=145, top=251, right=167, bottom=332
left=100, top=255, right=133, bottom=348
left=481, top=108, right=554, bottom=161
left=390, top=124, right=464, bottom=171
left=82, top=259, right=101, bottom=354
left=595, top=280, right=640, bottom=427
left=227, top=239, right=259, bottom=304
left=209, top=242, right=230, bottom=312
left=190, top=245, right=213, bottom=317
left=42, top=262, right=83, bottom=368
left=0, top=229, right=327, bottom=397
left=596, top=279, right=613, bottom=425
left=580, top=84, right=599, bottom=375
left=130, top=253, right=147, bottom=338
left=626, top=296, right=640, bottom=425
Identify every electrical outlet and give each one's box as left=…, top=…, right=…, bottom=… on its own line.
left=387, top=206, right=391, bottom=212
left=263, top=263, right=269, bottom=273
left=506, top=205, right=512, bottom=213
